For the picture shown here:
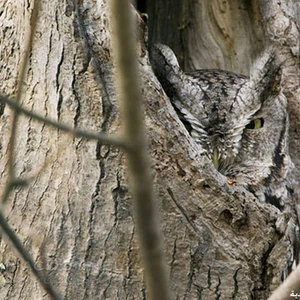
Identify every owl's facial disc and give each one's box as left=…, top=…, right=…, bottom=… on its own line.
left=209, top=116, right=265, bottom=173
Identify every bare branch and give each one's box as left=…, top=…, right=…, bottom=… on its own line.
left=111, top=1, right=172, bottom=299
left=7, top=0, right=40, bottom=181
left=0, top=1, right=63, bottom=298
left=0, top=94, right=129, bottom=150
left=0, top=211, right=62, bottom=300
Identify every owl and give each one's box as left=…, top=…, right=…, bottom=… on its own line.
left=150, top=44, right=293, bottom=210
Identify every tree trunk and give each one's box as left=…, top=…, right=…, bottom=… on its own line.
left=0, top=1, right=299, bottom=300
left=147, top=0, right=265, bottom=73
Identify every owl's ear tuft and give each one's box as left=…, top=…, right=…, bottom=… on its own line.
left=150, top=44, right=182, bottom=81
left=150, top=43, right=185, bottom=102
left=151, top=44, right=180, bottom=67
left=248, top=46, right=283, bottom=102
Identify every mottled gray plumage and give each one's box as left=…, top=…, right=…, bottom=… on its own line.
left=151, top=44, right=292, bottom=209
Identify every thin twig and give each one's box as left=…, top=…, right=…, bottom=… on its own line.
left=0, top=1, right=61, bottom=298
left=111, top=1, right=172, bottom=299
left=0, top=94, right=129, bottom=150
left=1, top=178, right=28, bottom=206
left=0, top=211, right=62, bottom=300
left=7, top=0, right=40, bottom=182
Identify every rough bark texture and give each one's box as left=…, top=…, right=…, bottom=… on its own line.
left=147, top=0, right=265, bottom=74
left=0, top=0, right=299, bottom=300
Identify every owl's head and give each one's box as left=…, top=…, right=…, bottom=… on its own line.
left=181, top=68, right=289, bottom=188
left=151, top=43, right=292, bottom=206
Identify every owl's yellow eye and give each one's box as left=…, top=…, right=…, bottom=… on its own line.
left=245, top=118, right=264, bottom=130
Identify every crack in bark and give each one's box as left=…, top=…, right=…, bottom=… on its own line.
left=18, top=274, right=27, bottom=299
left=56, top=46, right=64, bottom=121
left=194, top=283, right=204, bottom=299
left=252, top=241, right=276, bottom=298
left=215, top=275, right=221, bottom=299
left=46, top=26, right=53, bottom=78
left=142, top=285, right=146, bottom=300
left=167, top=187, right=199, bottom=235
left=232, top=267, right=241, bottom=299
left=261, top=242, right=276, bottom=290
left=102, top=275, right=113, bottom=299
left=6, top=258, right=19, bottom=297
left=112, top=170, right=121, bottom=226
left=207, top=265, right=211, bottom=290
left=55, top=43, right=64, bottom=116
left=83, top=195, right=95, bottom=273
left=185, top=244, right=208, bottom=300
left=170, top=237, right=177, bottom=276
left=30, top=184, right=50, bottom=226
left=71, top=53, right=81, bottom=128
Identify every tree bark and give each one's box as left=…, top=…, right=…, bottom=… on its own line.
left=147, top=0, right=265, bottom=74
left=0, top=1, right=299, bottom=299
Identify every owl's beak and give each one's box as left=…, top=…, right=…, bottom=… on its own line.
left=213, top=149, right=219, bottom=170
